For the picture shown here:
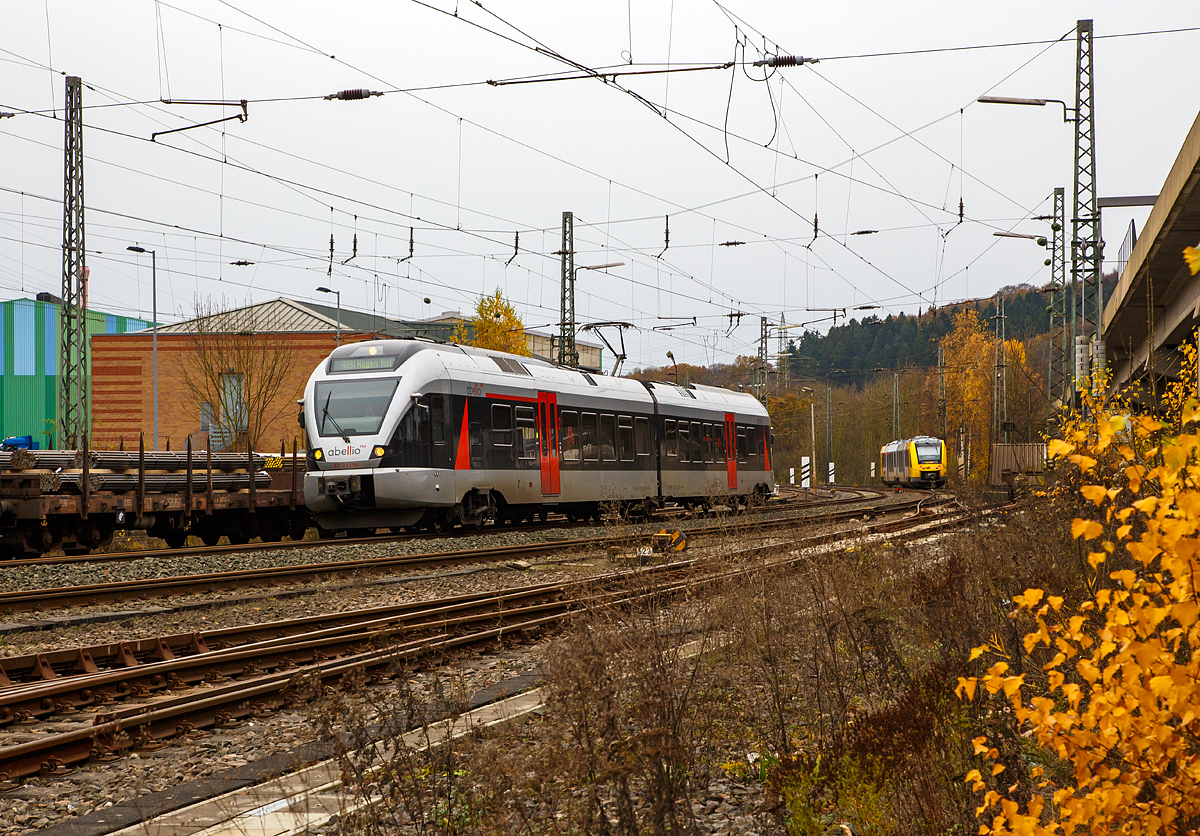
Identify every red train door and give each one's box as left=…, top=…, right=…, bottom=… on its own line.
left=538, top=391, right=560, bottom=496
left=724, top=413, right=737, bottom=489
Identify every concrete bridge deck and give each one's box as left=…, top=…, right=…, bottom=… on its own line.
left=1103, top=109, right=1200, bottom=394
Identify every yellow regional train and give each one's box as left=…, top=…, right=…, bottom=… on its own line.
left=880, top=436, right=947, bottom=488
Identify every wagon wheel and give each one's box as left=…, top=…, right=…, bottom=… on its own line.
left=200, top=531, right=222, bottom=547
left=162, top=530, right=189, bottom=550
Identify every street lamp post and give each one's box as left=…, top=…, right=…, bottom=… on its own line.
left=127, top=246, right=158, bottom=449
left=316, top=286, right=341, bottom=346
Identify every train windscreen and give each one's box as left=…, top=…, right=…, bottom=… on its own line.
left=314, top=379, right=400, bottom=437
left=915, top=441, right=942, bottom=463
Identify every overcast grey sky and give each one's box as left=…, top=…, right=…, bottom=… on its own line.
left=2, top=1, right=1197, bottom=370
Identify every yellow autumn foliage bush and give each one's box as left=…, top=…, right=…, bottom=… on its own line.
left=959, top=386, right=1200, bottom=832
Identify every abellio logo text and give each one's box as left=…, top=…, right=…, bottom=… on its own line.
left=327, top=444, right=368, bottom=458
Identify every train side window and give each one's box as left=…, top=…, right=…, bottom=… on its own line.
left=600, top=414, right=617, bottom=461
left=561, top=410, right=580, bottom=463
left=664, top=419, right=677, bottom=457
left=701, top=423, right=712, bottom=462
left=736, top=428, right=747, bottom=464
left=515, top=406, right=536, bottom=460
left=491, top=403, right=513, bottom=446
left=581, top=412, right=599, bottom=461
left=429, top=394, right=445, bottom=444
left=469, top=422, right=484, bottom=468
left=618, top=416, right=634, bottom=461
left=716, top=425, right=726, bottom=460
left=689, top=422, right=701, bottom=461
left=634, top=416, right=650, bottom=456
left=678, top=423, right=690, bottom=462
left=746, top=426, right=757, bottom=458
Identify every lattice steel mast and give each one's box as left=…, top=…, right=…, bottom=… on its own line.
left=60, top=76, right=88, bottom=449
left=558, top=211, right=577, bottom=367
left=754, top=316, right=769, bottom=403
left=1072, top=19, right=1102, bottom=391
left=1047, top=187, right=1069, bottom=416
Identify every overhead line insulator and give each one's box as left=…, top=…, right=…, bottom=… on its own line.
left=752, top=55, right=819, bottom=68
left=324, top=89, right=384, bottom=101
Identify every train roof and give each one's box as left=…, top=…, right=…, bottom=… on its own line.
left=319, top=338, right=770, bottom=417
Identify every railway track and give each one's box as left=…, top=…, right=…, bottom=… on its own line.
left=0, top=495, right=973, bottom=785
left=0, top=489, right=923, bottom=615
left=1, top=485, right=882, bottom=568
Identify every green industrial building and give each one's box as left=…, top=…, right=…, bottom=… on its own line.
left=0, top=295, right=151, bottom=448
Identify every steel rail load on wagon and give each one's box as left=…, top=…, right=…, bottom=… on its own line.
left=302, top=338, right=774, bottom=535
left=0, top=445, right=307, bottom=559
left=879, top=436, right=947, bottom=488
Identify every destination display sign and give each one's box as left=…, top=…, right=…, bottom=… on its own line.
left=330, top=356, right=396, bottom=372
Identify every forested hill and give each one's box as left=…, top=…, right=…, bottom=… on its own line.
left=784, top=282, right=1063, bottom=381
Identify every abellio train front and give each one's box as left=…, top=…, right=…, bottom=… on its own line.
left=302, top=339, right=774, bottom=536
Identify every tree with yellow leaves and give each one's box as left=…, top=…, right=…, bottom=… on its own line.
left=958, top=332, right=1200, bottom=832
left=453, top=288, right=530, bottom=356
left=941, top=309, right=994, bottom=481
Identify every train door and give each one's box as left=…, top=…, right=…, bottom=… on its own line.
left=724, top=413, right=737, bottom=489
left=538, top=391, right=560, bottom=496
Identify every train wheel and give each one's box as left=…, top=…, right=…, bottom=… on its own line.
left=289, top=522, right=310, bottom=541
left=162, top=530, right=188, bottom=549
left=227, top=532, right=251, bottom=546
left=317, top=527, right=336, bottom=540
left=200, top=531, right=222, bottom=547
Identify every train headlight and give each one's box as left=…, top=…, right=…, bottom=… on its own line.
left=371, top=446, right=386, bottom=459
left=313, top=449, right=323, bottom=461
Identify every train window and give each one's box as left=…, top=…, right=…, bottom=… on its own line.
left=600, top=414, right=617, bottom=461
left=634, top=416, right=650, bottom=456
left=746, top=426, right=757, bottom=458
left=618, top=416, right=634, bottom=461
left=678, top=424, right=690, bottom=462
left=716, top=425, right=726, bottom=461
left=491, top=404, right=513, bottom=446
left=916, top=441, right=941, bottom=463
left=664, top=420, right=677, bottom=457
left=314, top=379, right=399, bottom=437
left=429, top=395, right=445, bottom=445
left=736, top=429, right=747, bottom=464
left=469, top=422, right=484, bottom=468
left=701, top=423, right=711, bottom=462
left=515, top=406, right=536, bottom=460
left=561, top=411, right=580, bottom=463
left=581, top=412, right=599, bottom=461
left=690, top=422, right=702, bottom=461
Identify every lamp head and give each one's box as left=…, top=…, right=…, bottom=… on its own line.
left=127, top=246, right=147, bottom=254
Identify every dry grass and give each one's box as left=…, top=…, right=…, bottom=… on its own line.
left=311, top=492, right=1085, bottom=835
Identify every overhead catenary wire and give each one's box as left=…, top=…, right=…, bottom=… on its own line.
left=4, top=8, right=1185, bottom=364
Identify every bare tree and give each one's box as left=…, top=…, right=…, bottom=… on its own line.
left=177, top=300, right=301, bottom=451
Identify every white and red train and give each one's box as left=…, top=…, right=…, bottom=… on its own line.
left=302, top=339, right=775, bottom=534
